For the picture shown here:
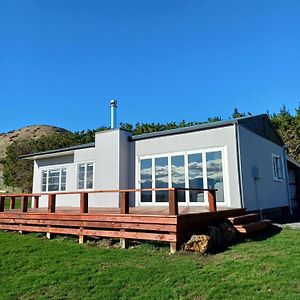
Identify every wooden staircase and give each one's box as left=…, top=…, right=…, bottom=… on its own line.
left=228, top=213, right=271, bottom=234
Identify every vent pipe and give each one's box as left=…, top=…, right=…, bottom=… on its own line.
left=110, top=99, right=117, bottom=129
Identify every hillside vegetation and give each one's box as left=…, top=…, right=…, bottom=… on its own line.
left=0, top=125, right=68, bottom=192
left=1, top=105, right=299, bottom=192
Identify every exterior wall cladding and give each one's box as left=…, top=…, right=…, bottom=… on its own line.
left=32, top=123, right=290, bottom=211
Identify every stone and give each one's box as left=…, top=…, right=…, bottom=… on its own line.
left=184, top=234, right=212, bottom=254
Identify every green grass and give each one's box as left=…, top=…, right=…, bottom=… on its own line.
left=4, top=199, right=32, bottom=209
left=0, top=227, right=300, bottom=299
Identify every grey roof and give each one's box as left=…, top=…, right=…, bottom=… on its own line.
left=20, top=142, right=95, bottom=159
left=131, top=114, right=284, bottom=146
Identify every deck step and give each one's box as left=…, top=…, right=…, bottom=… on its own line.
left=228, top=213, right=260, bottom=225
left=234, top=220, right=272, bottom=234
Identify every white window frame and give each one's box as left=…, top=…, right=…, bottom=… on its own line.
left=272, top=154, right=284, bottom=181
left=76, top=162, right=95, bottom=191
left=41, top=167, right=67, bottom=192
left=136, top=147, right=229, bottom=207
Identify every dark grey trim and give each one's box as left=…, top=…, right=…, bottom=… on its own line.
left=20, top=142, right=95, bottom=159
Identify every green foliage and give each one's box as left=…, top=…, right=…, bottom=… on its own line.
left=3, top=105, right=300, bottom=192
left=270, top=104, right=300, bottom=161
left=0, top=228, right=300, bottom=299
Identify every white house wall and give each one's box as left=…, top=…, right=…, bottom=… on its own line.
left=134, top=126, right=242, bottom=208
left=32, top=148, right=96, bottom=208
left=238, top=125, right=289, bottom=210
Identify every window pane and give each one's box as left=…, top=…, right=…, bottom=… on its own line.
left=155, top=157, right=168, bottom=203
left=48, top=184, right=59, bottom=191
left=78, top=164, right=85, bottom=173
left=188, top=153, right=204, bottom=202
left=206, top=151, right=224, bottom=202
left=61, top=184, right=66, bottom=191
left=78, top=180, right=85, bottom=190
left=86, top=181, right=93, bottom=189
left=171, top=155, right=185, bottom=202
left=140, top=159, right=152, bottom=202
left=87, top=163, right=93, bottom=172
left=42, top=184, right=47, bottom=192
left=78, top=173, right=85, bottom=181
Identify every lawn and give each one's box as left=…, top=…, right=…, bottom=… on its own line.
left=0, top=227, right=300, bottom=300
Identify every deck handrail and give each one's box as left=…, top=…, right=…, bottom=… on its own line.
left=0, top=187, right=217, bottom=198
left=0, top=187, right=217, bottom=215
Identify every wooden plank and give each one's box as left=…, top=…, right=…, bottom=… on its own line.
left=21, top=196, right=28, bottom=213
left=0, top=213, right=178, bottom=224
left=228, top=213, right=259, bottom=225
left=0, top=224, right=177, bottom=242
left=0, top=218, right=177, bottom=232
left=168, top=189, right=178, bottom=215
left=234, top=220, right=271, bottom=234
left=80, top=193, right=88, bottom=213
left=10, top=196, right=16, bottom=210
left=48, top=194, right=56, bottom=213
left=120, top=192, right=129, bottom=214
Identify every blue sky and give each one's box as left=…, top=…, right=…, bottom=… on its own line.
left=1, top=0, right=299, bottom=132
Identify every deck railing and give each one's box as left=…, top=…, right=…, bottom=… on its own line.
left=0, top=188, right=217, bottom=215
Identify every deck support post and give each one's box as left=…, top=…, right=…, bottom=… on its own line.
left=48, top=194, right=56, bottom=213
left=34, top=196, right=39, bottom=209
left=0, top=196, right=5, bottom=212
left=168, top=188, right=178, bottom=215
left=10, top=196, right=16, bottom=209
left=80, top=193, right=88, bottom=213
left=79, top=226, right=86, bottom=244
left=120, top=192, right=129, bottom=248
left=170, top=242, right=178, bottom=254
left=208, top=190, right=217, bottom=212
left=21, top=196, right=28, bottom=213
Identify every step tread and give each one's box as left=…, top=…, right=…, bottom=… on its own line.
left=228, top=213, right=260, bottom=225
left=234, top=220, right=271, bottom=234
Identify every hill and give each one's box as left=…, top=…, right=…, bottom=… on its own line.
left=0, top=125, right=68, bottom=192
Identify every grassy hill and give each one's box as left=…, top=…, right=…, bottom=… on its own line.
left=0, top=125, right=68, bottom=192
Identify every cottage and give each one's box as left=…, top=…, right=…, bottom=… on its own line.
left=22, top=111, right=300, bottom=215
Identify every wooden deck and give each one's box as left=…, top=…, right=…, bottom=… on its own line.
left=0, top=188, right=246, bottom=252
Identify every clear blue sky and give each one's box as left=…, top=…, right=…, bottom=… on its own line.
left=1, top=0, right=299, bottom=132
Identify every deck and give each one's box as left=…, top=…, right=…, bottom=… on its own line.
left=0, top=188, right=245, bottom=252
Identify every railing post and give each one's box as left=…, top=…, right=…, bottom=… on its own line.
left=21, top=196, right=28, bottom=213
left=120, top=192, right=129, bottom=214
left=80, top=192, right=89, bottom=213
left=119, top=191, right=129, bottom=249
left=169, top=188, right=178, bottom=215
left=34, top=196, right=39, bottom=209
left=48, top=194, right=56, bottom=213
left=0, top=196, right=5, bottom=212
left=10, top=196, right=16, bottom=209
left=208, top=189, right=217, bottom=212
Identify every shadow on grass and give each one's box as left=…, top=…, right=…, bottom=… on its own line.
left=241, top=224, right=282, bottom=242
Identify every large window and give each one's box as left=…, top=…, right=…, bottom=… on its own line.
left=139, top=149, right=226, bottom=204
left=272, top=155, right=283, bottom=181
left=41, top=168, right=66, bottom=192
left=77, top=162, right=94, bottom=190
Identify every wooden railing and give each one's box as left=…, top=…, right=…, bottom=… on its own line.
left=0, top=188, right=217, bottom=215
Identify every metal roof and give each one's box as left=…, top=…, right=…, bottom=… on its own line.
left=20, top=142, right=95, bottom=160
left=131, top=114, right=284, bottom=146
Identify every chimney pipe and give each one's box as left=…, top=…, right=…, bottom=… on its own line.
left=110, top=99, right=117, bottom=129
